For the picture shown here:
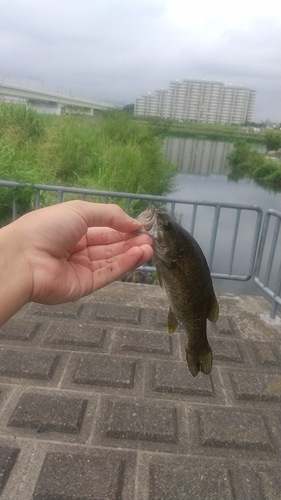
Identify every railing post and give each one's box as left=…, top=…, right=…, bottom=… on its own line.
left=270, top=261, right=281, bottom=320
left=57, top=190, right=63, bottom=203
left=35, top=189, right=41, bottom=209
left=254, top=209, right=281, bottom=321
left=12, top=199, right=18, bottom=221
left=208, top=205, right=220, bottom=270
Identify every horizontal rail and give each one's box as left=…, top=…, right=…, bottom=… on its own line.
left=0, top=179, right=263, bottom=283
left=0, top=180, right=264, bottom=210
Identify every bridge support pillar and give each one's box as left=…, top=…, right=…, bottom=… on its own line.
left=27, top=101, right=62, bottom=115
left=82, top=107, right=94, bottom=116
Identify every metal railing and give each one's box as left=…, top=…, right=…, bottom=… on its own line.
left=254, top=209, right=281, bottom=320
left=1, top=180, right=280, bottom=318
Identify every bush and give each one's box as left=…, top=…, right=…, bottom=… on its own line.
left=264, top=130, right=281, bottom=151
left=227, top=141, right=281, bottom=192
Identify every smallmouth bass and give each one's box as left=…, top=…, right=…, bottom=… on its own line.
left=138, top=205, right=219, bottom=377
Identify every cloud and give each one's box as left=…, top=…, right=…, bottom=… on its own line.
left=1, top=0, right=280, bottom=120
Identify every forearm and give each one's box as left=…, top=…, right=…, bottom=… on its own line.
left=0, top=223, right=32, bottom=327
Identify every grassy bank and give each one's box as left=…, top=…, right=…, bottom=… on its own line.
left=227, top=141, right=281, bottom=192
left=137, top=116, right=281, bottom=145
left=168, top=122, right=264, bottom=142
left=0, top=104, right=176, bottom=220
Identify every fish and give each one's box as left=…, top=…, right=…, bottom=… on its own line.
left=137, top=205, right=219, bottom=377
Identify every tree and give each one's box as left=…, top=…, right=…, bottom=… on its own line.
left=123, top=103, right=134, bottom=113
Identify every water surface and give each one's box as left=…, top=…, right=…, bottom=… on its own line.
left=163, top=137, right=281, bottom=296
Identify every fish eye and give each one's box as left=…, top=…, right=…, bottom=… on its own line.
left=163, top=220, right=173, bottom=231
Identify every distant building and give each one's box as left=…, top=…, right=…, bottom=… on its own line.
left=135, top=79, right=256, bottom=125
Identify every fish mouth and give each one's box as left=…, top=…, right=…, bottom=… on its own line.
left=137, top=205, right=174, bottom=264
left=137, top=205, right=158, bottom=235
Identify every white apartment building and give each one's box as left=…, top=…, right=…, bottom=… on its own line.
left=135, top=79, right=256, bottom=125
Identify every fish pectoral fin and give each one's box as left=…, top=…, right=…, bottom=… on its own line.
left=207, top=294, right=219, bottom=323
left=167, top=307, right=180, bottom=334
left=156, top=270, right=164, bottom=288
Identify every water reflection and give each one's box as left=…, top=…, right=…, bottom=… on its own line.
left=162, top=137, right=281, bottom=298
left=163, top=137, right=233, bottom=175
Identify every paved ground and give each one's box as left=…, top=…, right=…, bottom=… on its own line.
left=0, top=282, right=280, bottom=500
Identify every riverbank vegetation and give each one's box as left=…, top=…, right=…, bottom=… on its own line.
left=170, top=122, right=281, bottom=147
left=227, top=141, right=281, bottom=192
left=0, top=103, right=176, bottom=220
left=136, top=116, right=281, bottom=145
left=168, top=121, right=264, bottom=143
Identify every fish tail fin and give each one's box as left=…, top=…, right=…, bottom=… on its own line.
left=185, top=345, right=212, bottom=377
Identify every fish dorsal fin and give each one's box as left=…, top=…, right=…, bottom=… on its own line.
left=207, top=293, right=219, bottom=323
left=167, top=306, right=180, bottom=334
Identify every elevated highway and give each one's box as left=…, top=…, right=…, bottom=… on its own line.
left=0, top=82, right=116, bottom=115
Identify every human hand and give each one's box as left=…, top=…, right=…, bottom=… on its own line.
left=0, top=201, right=153, bottom=325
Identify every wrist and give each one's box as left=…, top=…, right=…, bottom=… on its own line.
left=0, top=222, right=32, bottom=327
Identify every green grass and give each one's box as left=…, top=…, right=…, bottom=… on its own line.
left=0, top=105, right=176, bottom=220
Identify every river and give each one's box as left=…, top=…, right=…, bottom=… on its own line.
left=162, top=136, right=281, bottom=296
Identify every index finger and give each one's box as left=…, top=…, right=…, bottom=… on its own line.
left=67, top=201, right=143, bottom=233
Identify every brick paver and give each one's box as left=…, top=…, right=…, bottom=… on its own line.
left=0, top=282, right=280, bottom=499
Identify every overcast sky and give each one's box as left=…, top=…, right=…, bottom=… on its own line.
left=1, top=0, right=281, bottom=121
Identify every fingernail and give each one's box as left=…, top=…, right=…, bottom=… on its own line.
left=132, top=218, right=142, bottom=226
